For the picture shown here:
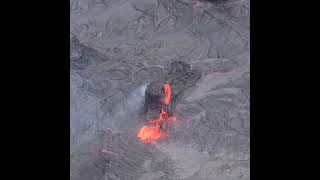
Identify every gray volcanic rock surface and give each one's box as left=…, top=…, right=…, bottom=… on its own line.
left=70, top=0, right=250, bottom=180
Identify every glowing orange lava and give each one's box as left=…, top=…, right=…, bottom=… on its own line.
left=137, top=83, right=176, bottom=143
left=163, top=83, right=171, bottom=105
left=137, top=125, right=162, bottom=142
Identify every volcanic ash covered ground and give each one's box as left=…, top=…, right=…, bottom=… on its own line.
left=70, top=0, right=250, bottom=180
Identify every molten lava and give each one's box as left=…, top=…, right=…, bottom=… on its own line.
left=163, top=83, right=171, bottom=105
left=137, top=125, right=162, bottom=142
left=137, top=83, right=176, bottom=143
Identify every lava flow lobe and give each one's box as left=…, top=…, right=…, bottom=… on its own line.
left=137, top=83, right=176, bottom=143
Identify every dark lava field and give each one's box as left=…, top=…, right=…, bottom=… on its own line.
left=70, top=0, right=250, bottom=179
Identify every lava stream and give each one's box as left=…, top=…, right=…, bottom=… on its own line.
left=137, top=83, right=176, bottom=143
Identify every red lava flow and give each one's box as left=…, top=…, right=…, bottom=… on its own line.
left=137, top=83, right=176, bottom=143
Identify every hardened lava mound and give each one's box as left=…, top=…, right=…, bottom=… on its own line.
left=144, top=61, right=201, bottom=119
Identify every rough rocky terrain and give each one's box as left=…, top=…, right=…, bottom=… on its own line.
left=70, top=0, right=250, bottom=179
